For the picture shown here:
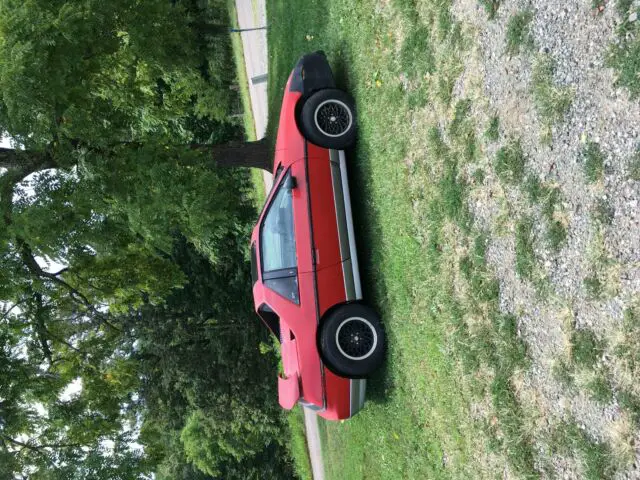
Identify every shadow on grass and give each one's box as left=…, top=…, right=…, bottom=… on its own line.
left=347, top=144, right=395, bottom=405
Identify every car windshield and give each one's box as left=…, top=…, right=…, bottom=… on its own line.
left=260, top=173, right=296, bottom=272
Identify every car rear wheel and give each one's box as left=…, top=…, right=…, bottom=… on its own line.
left=319, top=304, right=385, bottom=378
left=299, top=89, right=356, bottom=149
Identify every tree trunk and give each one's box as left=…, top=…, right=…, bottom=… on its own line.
left=0, top=147, right=54, bottom=172
left=0, top=139, right=273, bottom=177
left=192, top=138, right=272, bottom=172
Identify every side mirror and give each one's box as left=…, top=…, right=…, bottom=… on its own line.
left=284, top=175, right=297, bottom=190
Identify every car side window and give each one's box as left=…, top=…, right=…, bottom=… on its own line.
left=261, top=172, right=297, bottom=271
left=260, top=172, right=299, bottom=303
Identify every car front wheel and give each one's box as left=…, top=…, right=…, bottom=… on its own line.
left=299, top=89, right=356, bottom=149
left=319, top=304, right=385, bottom=378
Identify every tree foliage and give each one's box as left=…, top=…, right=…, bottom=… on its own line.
left=0, top=0, right=289, bottom=478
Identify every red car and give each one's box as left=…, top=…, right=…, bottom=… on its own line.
left=250, top=52, right=385, bottom=420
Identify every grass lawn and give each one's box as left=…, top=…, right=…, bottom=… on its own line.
left=267, top=0, right=533, bottom=478
left=266, top=0, right=638, bottom=478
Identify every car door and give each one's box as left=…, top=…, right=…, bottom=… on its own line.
left=258, top=167, right=324, bottom=407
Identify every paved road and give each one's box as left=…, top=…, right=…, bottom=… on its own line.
left=303, top=408, right=325, bottom=480
left=235, top=0, right=268, bottom=139
left=234, top=1, right=323, bottom=478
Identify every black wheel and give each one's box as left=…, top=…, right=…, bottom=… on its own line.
left=319, top=304, right=385, bottom=378
left=299, top=89, right=356, bottom=149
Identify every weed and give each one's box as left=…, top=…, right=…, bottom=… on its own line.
left=583, top=141, right=605, bottom=183
left=547, top=219, right=568, bottom=250
left=618, top=390, right=640, bottom=423
left=628, top=151, right=640, bottom=181
left=593, top=198, right=614, bottom=226
left=485, top=115, right=500, bottom=141
left=515, top=217, right=536, bottom=279
left=440, top=158, right=467, bottom=222
left=616, top=0, right=635, bottom=16
left=607, top=3, right=640, bottom=97
left=586, top=372, right=614, bottom=404
left=571, top=329, right=603, bottom=369
left=583, top=274, right=603, bottom=299
left=553, top=359, right=575, bottom=389
left=460, top=234, right=500, bottom=303
left=472, top=168, right=486, bottom=184
left=391, top=0, right=420, bottom=23
left=479, top=0, right=500, bottom=20
left=524, top=175, right=545, bottom=203
left=551, top=421, right=617, bottom=480
left=495, top=140, right=526, bottom=185
left=523, top=176, right=567, bottom=249
left=541, top=186, right=561, bottom=219
left=427, top=126, right=448, bottom=159
left=614, top=306, right=640, bottom=375
left=531, top=54, right=573, bottom=132
left=450, top=99, right=472, bottom=138
left=463, top=132, right=478, bottom=162
left=505, top=10, right=534, bottom=56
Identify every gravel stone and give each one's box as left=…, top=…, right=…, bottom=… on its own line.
left=451, top=0, right=640, bottom=476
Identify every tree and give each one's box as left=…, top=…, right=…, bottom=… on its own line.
left=0, top=0, right=287, bottom=478
left=0, top=0, right=271, bottom=176
left=130, top=236, right=294, bottom=480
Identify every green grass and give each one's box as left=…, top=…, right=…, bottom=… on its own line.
left=547, top=219, right=567, bottom=251
left=583, top=141, right=605, bottom=183
left=607, top=0, right=640, bottom=97
left=479, top=0, right=501, bottom=19
left=586, top=372, right=614, bottom=404
left=593, top=198, right=614, bottom=226
left=524, top=176, right=567, bottom=251
left=571, top=329, right=603, bottom=368
left=250, top=169, right=267, bottom=208
left=531, top=54, right=573, bottom=139
left=266, top=0, right=545, bottom=477
left=629, top=151, right=640, bottom=181
left=484, top=115, right=500, bottom=141
left=505, top=10, right=534, bottom=56
left=472, top=168, right=486, bottom=185
left=552, top=359, right=575, bottom=389
left=400, top=25, right=436, bottom=81
left=286, top=408, right=313, bottom=480
left=524, top=175, right=546, bottom=203
left=495, top=140, right=526, bottom=185
left=551, top=421, right=617, bottom=480
left=515, top=217, right=536, bottom=279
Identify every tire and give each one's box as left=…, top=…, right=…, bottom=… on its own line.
left=299, top=89, right=356, bottom=149
left=319, top=304, right=385, bottom=378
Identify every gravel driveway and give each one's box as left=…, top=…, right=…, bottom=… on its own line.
left=451, top=0, right=640, bottom=476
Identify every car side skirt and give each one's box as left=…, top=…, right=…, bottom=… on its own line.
left=329, top=149, right=367, bottom=418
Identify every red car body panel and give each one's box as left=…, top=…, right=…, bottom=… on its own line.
left=251, top=54, right=366, bottom=420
